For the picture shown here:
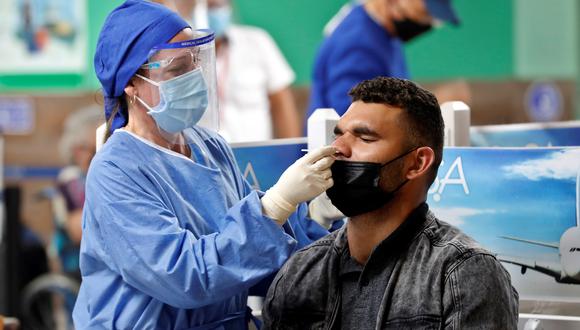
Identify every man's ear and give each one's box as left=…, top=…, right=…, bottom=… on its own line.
left=406, top=146, right=435, bottom=180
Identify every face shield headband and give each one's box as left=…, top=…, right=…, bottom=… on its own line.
left=142, top=31, right=215, bottom=72
left=136, top=30, right=219, bottom=137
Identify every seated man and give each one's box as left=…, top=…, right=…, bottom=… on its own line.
left=263, top=77, right=519, bottom=329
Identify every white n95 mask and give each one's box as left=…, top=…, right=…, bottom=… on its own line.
left=136, top=68, right=209, bottom=133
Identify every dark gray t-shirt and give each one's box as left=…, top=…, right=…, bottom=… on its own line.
left=339, top=205, right=428, bottom=329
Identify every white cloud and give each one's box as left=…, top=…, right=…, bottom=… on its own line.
left=431, top=207, right=498, bottom=226
left=502, top=149, right=580, bottom=181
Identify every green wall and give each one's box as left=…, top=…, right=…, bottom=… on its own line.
left=406, top=0, right=514, bottom=80
left=515, top=0, right=577, bottom=79
left=236, top=0, right=349, bottom=85
left=238, top=0, right=516, bottom=83
left=85, top=0, right=125, bottom=90
left=238, top=0, right=515, bottom=83
left=1, top=0, right=577, bottom=91
left=242, top=0, right=577, bottom=82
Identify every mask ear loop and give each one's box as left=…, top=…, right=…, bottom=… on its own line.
left=380, top=146, right=420, bottom=168
left=378, top=147, right=420, bottom=195
left=387, top=177, right=410, bottom=195
left=133, top=74, right=160, bottom=113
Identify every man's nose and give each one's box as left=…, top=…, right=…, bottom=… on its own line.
left=331, top=135, right=351, bottom=159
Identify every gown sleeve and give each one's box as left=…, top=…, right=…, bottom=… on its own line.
left=87, top=159, right=297, bottom=309
left=218, top=131, right=329, bottom=249
left=211, top=132, right=329, bottom=297
left=247, top=202, right=329, bottom=297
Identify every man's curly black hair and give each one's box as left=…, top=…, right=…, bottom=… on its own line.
left=349, top=77, right=444, bottom=186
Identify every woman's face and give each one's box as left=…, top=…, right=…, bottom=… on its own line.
left=132, top=28, right=195, bottom=109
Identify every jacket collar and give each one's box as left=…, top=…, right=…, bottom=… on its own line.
left=335, top=203, right=431, bottom=261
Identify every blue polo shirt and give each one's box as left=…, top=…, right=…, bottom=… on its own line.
left=307, top=5, right=409, bottom=119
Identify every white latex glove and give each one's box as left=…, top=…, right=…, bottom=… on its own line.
left=308, top=192, right=345, bottom=229
left=262, top=146, right=336, bottom=225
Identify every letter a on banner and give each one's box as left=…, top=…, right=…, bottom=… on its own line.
left=243, top=162, right=261, bottom=190
left=439, top=157, right=470, bottom=195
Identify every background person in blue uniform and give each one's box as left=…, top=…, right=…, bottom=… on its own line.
left=72, top=1, right=334, bottom=328
left=307, top=0, right=459, bottom=120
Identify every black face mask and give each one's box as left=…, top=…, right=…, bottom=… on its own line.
left=392, top=19, right=433, bottom=42
left=326, top=148, right=417, bottom=217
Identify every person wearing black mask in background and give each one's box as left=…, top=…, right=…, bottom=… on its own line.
left=264, top=77, right=519, bottom=329
left=306, top=0, right=460, bottom=122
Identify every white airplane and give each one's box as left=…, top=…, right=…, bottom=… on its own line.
left=498, top=169, right=580, bottom=284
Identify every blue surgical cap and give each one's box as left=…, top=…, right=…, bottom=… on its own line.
left=95, top=0, right=190, bottom=132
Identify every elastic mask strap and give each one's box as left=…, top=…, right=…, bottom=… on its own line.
left=135, top=95, right=154, bottom=112
left=381, top=146, right=420, bottom=196
left=134, top=74, right=158, bottom=112
left=381, top=146, right=419, bottom=168
left=136, top=74, right=160, bottom=87
left=389, top=178, right=410, bottom=195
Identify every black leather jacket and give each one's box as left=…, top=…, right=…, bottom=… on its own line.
left=263, top=204, right=519, bottom=329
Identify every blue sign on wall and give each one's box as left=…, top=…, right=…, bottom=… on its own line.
left=525, top=81, right=563, bottom=122
left=0, top=97, right=35, bottom=134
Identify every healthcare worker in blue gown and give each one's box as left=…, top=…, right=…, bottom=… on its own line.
left=72, top=1, right=334, bottom=328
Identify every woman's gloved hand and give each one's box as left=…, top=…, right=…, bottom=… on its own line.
left=262, top=146, right=336, bottom=225
left=308, top=192, right=345, bottom=229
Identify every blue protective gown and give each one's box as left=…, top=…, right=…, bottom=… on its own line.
left=73, top=127, right=320, bottom=329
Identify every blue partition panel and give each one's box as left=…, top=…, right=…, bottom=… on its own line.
left=232, top=141, right=580, bottom=302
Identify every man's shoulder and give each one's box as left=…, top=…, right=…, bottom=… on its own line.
left=320, top=6, right=393, bottom=66
left=412, top=211, right=512, bottom=290
left=330, top=5, right=389, bottom=42
left=286, top=229, right=341, bottom=265
left=264, top=230, right=342, bottom=326
left=419, top=211, right=494, bottom=264
left=272, top=229, right=342, bottom=287
left=335, top=4, right=369, bottom=30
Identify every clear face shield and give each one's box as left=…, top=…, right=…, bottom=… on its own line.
left=136, top=29, right=218, bottom=145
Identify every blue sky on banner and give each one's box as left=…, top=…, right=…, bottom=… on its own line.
left=429, top=147, right=579, bottom=262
